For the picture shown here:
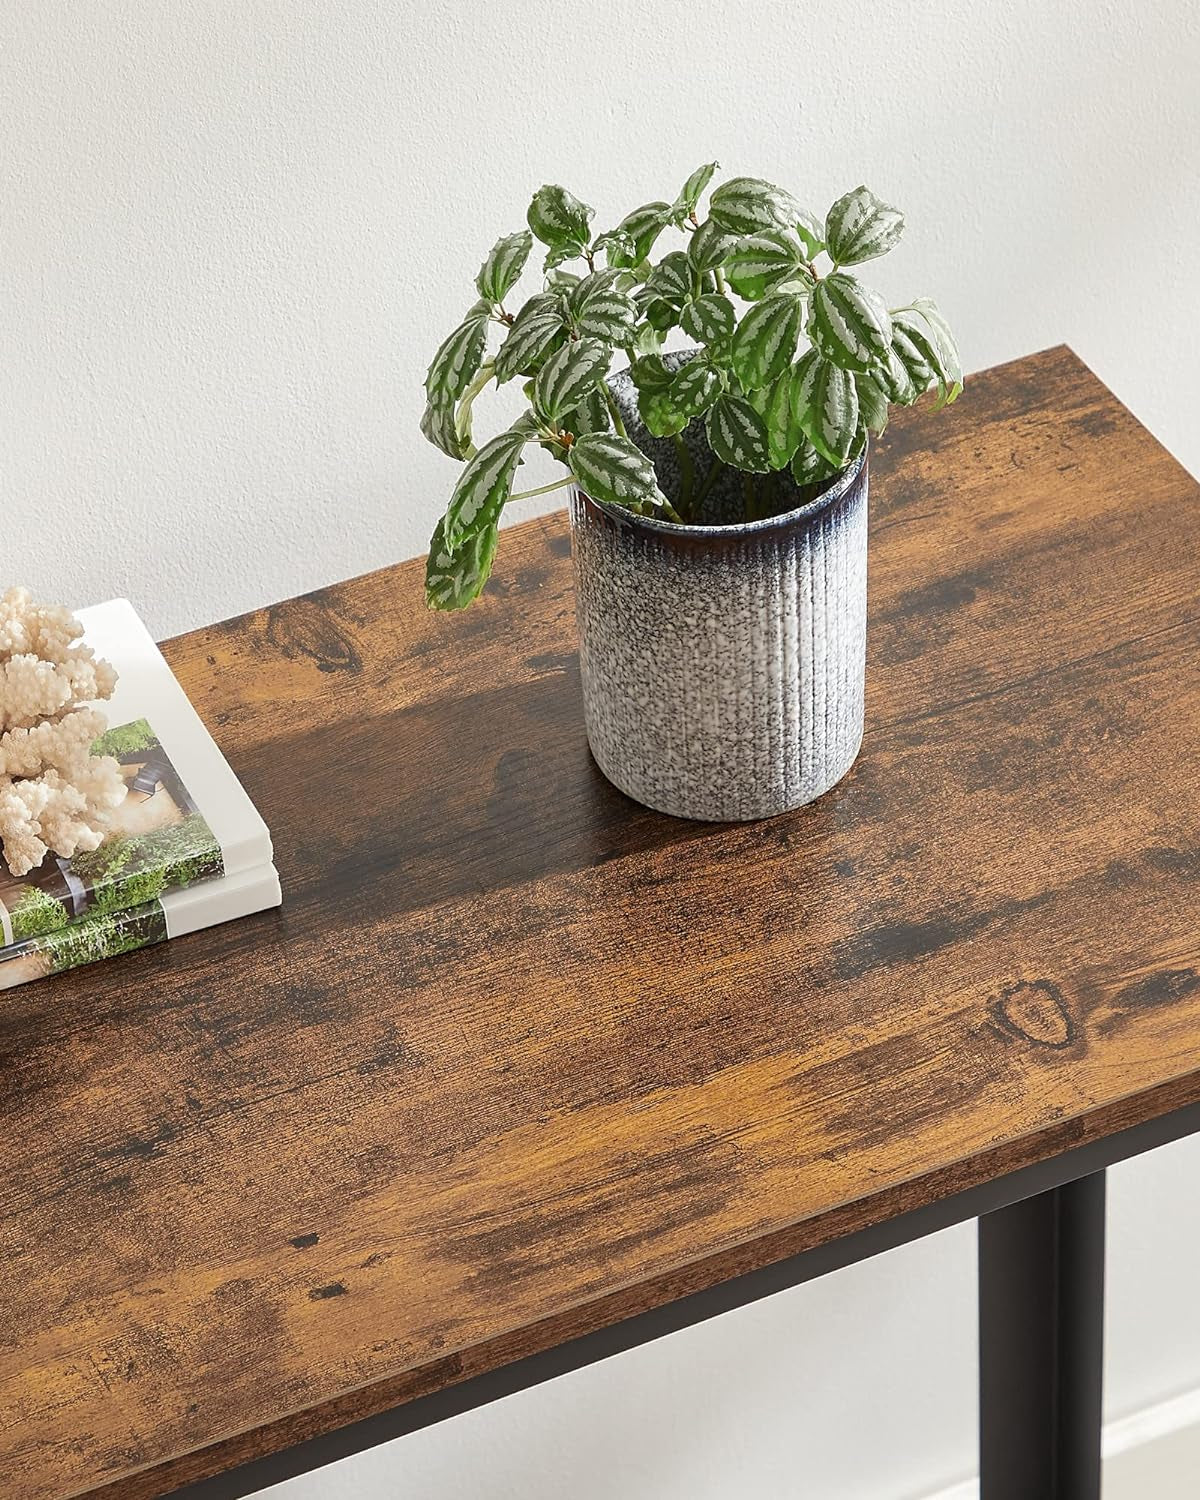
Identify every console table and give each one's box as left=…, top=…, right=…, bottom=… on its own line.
left=3, top=346, right=1199, bottom=1500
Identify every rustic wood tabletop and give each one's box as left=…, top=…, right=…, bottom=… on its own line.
left=3, top=345, right=1199, bottom=1499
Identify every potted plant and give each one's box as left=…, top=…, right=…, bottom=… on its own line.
left=420, top=165, right=961, bottom=821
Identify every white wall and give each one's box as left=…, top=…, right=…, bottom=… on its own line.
left=3, top=2, right=1200, bottom=1496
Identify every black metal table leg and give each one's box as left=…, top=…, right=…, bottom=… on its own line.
left=979, top=1171, right=1106, bottom=1499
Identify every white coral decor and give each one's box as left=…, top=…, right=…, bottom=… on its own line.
left=0, top=587, right=126, bottom=877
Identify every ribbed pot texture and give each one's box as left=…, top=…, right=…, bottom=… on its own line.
left=569, top=361, right=868, bottom=822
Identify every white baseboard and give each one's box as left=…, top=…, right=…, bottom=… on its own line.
left=923, top=1385, right=1200, bottom=1499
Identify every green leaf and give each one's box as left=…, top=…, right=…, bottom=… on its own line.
left=426, top=513, right=501, bottom=611
left=425, top=304, right=490, bottom=407
left=568, top=269, right=638, bottom=342
left=630, top=353, right=675, bottom=394
left=475, top=231, right=533, bottom=305
left=670, top=359, right=722, bottom=419
left=705, top=394, right=771, bottom=473
left=709, top=176, right=797, bottom=236
left=641, top=250, right=692, bottom=307
left=645, top=299, right=681, bottom=333
left=888, top=321, right=937, bottom=403
left=874, top=341, right=918, bottom=404
left=904, top=300, right=963, bottom=405
left=493, top=297, right=566, bottom=383
left=564, top=385, right=613, bottom=438
left=724, top=230, right=812, bottom=300
left=630, top=321, right=666, bottom=358
left=675, top=161, right=719, bottom=216
left=792, top=349, right=860, bottom=466
left=687, top=218, right=738, bottom=273
left=790, top=434, right=838, bottom=487
left=855, top=369, right=891, bottom=435
left=825, top=185, right=904, bottom=266
left=607, top=201, right=672, bottom=263
left=681, top=293, right=736, bottom=345
left=809, top=272, right=893, bottom=372
left=639, top=387, right=689, bottom=438
left=593, top=228, right=637, bottom=269
left=794, top=209, right=826, bottom=259
left=420, top=398, right=470, bottom=460
left=532, top=338, right=612, bottom=424
left=527, top=185, right=594, bottom=251
left=443, top=428, right=528, bottom=549
left=568, top=432, right=668, bottom=513
left=763, top=366, right=805, bottom=470
left=730, top=293, right=805, bottom=390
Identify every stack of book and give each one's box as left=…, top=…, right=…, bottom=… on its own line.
left=0, top=600, right=280, bottom=990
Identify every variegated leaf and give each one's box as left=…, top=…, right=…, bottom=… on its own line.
left=443, top=428, right=528, bottom=549
left=681, top=293, right=736, bottom=346
left=425, top=513, right=501, bottom=611
left=795, top=209, right=826, bottom=259
left=609, top=201, right=672, bottom=263
left=902, top=300, right=963, bottom=405
left=630, top=322, right=666, bottom=359
left=527, top=184, right=594, bottom=250
left=642, top=250, right=692, bottom=307
left=475, top=231, right=533, bottom=305
left=533, top=338, right=612, bottom=423
left=724, top=230, right=812, bottom=300
left=630, top=353, right=675, bottom=395
left=730, top=293, right=804, bottom=390
left=687, top=217, right=738, bottom=273
left=709, top=176, right=797, bottom=236
left=888, top=321, right=937, bottom=402
left=790, top=434, right=838, bottom=487
left=564, top=385, right=613, bottom=438
left=705, top=394, right=771, bottom=473
left=825, top=185, right=904, bottom=266
left=810, top=272, right=893, bottom=372
left=568, top=433, right=667, bottom=512
left=675, top=161, right=719, bottom=216
left=420, top=398, right=469, bottom=460
left=639, top=386, right=689, bottom=438
left=792, top=349, right=860, bottom=467
left=493, top=298, right=566, bottom=383
left=568, top=269, right=638, bottom=342
left=593, top=227, right=637, bottom=269
left=670, top=359, right=722, bottom=419
left=874, top=340, right=918, bottom=404
left=763, top=366, right=805, bottom=470
left=425, top=304, right=490, bottom=407
left=644, top=299, right=680, bottom=333
left=855, top=369, right=891, bottom=434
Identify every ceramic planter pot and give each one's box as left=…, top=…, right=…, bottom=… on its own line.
left=569, top=358, right=868, bottom=822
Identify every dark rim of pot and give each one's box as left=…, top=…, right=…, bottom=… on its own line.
left=575, top=440, right=868, bottom=545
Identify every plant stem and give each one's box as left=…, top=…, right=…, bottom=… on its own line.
left=692, top=457, right=723, bottom=514
left=508, top=475, right=576, bottom=504
left=602, top=384, right=628, bottom=438
left=714, top=267, right=727, bottom=294
left=454, top=361, right=496, bottom=447
left=671, top=432, right=695, bottom=516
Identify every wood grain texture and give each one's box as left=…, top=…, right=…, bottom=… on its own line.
left=4, top=346, right=1200, bottom=1499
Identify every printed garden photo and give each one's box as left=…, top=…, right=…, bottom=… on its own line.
left=0, top=719, right=221, bottom=987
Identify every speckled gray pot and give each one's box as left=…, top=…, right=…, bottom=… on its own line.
left=569, top=360, right=868, bottom=822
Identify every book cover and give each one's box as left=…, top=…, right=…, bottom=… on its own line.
left=0, top=599, right=274, bottom=945
left=0, top=717, right=223, bottom=944
left=0, top=863, right=282, bottom=991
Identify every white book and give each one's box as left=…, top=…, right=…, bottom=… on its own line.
left=0, top=597, right=281, bottom=985
left=0, top=864, right=282, bottom=990
left=77, top=598, right=273, bottom=880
